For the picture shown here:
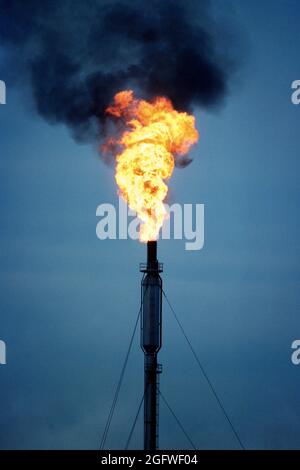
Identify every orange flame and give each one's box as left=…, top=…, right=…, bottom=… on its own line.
left=104, top=90, right=199, bottom=242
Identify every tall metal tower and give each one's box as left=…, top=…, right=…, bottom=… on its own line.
left=140, top=241, right=163, bottom=451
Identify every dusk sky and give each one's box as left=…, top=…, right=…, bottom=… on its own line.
left=0, top=0, right=300, bottom=450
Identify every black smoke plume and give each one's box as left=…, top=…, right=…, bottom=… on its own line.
left=0, top=0, right=238, bottom=144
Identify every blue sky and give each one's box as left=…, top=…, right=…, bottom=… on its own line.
left=0, top=0, right=300, bottom=449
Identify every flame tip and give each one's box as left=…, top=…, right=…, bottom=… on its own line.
left=104, top=90, right=199, bottom=242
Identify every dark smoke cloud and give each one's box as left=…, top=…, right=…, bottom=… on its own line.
left=0, top=0, right=237, bottom=144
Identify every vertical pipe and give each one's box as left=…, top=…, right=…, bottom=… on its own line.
left=147, top=240, right=157, bottom=266
left=144, top=353, right=158, bottom=450
left=141, top=241, right=162, bottom=451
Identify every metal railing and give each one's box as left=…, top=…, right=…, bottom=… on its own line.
left=139, top=262, right=163, bottom=273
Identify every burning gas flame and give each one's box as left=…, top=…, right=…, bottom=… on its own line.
left=104, top=90, right=199, bottom=242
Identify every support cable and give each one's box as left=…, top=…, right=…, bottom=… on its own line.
left=124, top=392, right=145, bottom=450
left=160, top=391, right=197, bottom=450
left=99, top=292, right=145, bottom=450
left=162, top=289, right=245, bottom=450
